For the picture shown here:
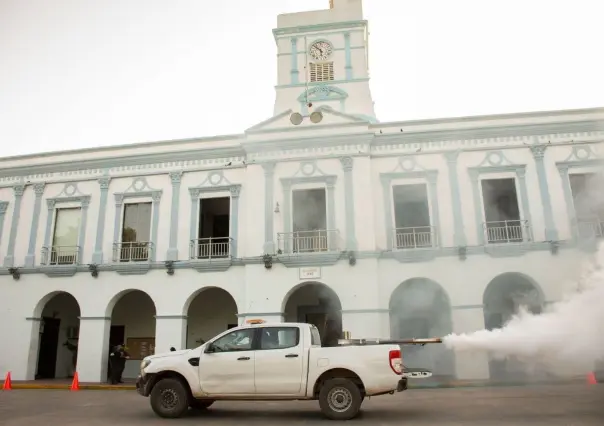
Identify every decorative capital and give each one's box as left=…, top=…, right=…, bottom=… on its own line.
left=516, top=167, right=526, bottom=179
left=46, top=199, right=56, bottom=210
left=468, top=169, right=479, bottom=182
left=0, top=201, right=8, bottom=215
left=444, top=150, right=460, bottom=164
left=426, top=171, right=438, bottom=185
left=339, top=156, right=353, bottom=171
left=530, top=144, right=547, bottom=160
left=230, top=185, right=242, bottom=198
left=262, top=162, right=276, bottom=176
left=151, top=191, right=162, bottom=203
left=13, top=184, right=25, bottom=197
left=189, top=188, right=201, bottom=200
left=98, top=177, right=111, bottom=190
left=325, top=176, right=337, bottom=188
left=556, top=164, right=569, bottom=176
left=290, top=36, right=298, bottom=45
left=169, top=171, right=183, bottom=185
left=33, top=182, right=46, bottom=197
left=114, top=194, right=124, bottom=206
left=80, top=196, right=91, bottom=208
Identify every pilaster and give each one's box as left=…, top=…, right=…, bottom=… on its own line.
left=24, top=183, right=46, bottom=267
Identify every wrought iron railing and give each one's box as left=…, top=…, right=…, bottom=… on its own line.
left=113, top=241, right=152, bottom=262
left=41, top=246, right=80, bottom=265
left=393, top=226, right=437, bottom=249
left=483, top=220, right=531, bottom=244
left=189, top=237, right=232, bottom=259
left=277, top=229, right=340, bottom=254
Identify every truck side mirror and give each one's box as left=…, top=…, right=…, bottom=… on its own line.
left=204, top=344, right=215, bottom=353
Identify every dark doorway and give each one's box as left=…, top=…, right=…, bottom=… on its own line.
left=107, top=325, right=125, bottom=379
left=196, top=197, right=231, bottom=258
left=36, top=317, right=60, bottom=379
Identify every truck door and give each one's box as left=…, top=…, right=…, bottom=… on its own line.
left=198, top=328, right=256, bottom=395
left=254, top=326, right=304, bottom=395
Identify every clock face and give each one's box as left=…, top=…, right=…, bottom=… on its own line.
left=309, top=41, right=333, bottom=61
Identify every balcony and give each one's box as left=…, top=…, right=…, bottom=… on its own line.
left=113, top=241, right=152, bottom=262
left=189, top=237, right=233, bottom=259
left=41, top=246, right=79, bottom=266
left=393, top=226, right=437, bottom=249
left=484, top=220, right=532, bottom=244
left=577, top=220, right=604, bottom=239
left=277, top=229, right=340, bottom=255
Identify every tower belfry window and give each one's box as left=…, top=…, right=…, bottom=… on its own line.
left=309, top=62, right=334, bottom=82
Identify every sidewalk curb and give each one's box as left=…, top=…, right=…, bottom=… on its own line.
left=1, top=383, right=136, bottom=390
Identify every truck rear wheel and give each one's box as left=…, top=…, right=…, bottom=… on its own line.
left=150, top=378, right=190, bottom=418
left=318, top=378, right=363, bottom=420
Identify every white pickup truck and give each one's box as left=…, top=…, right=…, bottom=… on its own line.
left=136, top=320, right=428, bottom=420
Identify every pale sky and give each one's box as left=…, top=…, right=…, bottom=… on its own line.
left=1, top=0, right=602, bottom=157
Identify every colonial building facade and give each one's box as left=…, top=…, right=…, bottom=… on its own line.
left=1, top=0, right=603, bottom=384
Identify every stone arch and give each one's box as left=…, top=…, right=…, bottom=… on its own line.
left=106, top=289, right=156, bottom=382
left=184, top=286, right=239, bottom=348
left=282, top=281, right=342, bottom=346
left=482, top=272, right=545, bottom=381
left=389, top=278, right=455, bottom=378
left=28, top=291, right=81, bottom=380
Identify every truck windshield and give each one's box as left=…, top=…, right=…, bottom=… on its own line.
left=310, top=326, right=322, bottom=346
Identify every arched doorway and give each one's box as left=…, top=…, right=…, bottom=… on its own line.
left=389, top=278, right=455, bottom=379
left=33, top=292, right=81, bottom=380
left=108, top=290, right=156, bottom=382
left=483, top=272, right=544, bottom=381
left=283, top=282, right=342, bottom=346
left=185, top=287, right=239, bottom=348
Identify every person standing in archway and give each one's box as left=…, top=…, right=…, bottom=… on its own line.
left=109, top=344, right=130, bottom=384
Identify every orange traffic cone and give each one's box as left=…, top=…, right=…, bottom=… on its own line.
left=70, top=372, right=80, bottom=391
left=587, top=372, right=597, bottom=385
left=2, top=372, right=12, bottom=390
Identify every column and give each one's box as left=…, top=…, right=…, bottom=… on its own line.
left=78, top=197, right=91, bottom=263
left=0, top=201, right=8, bottom=245
left=42, top=200, right=55, bottom=264
left=469, top=170, right=484, bottom=245
left=381, top=176, right=394, bottom=250
left=150, top=192, right=162, bottom=261
left=155, top=315, right=187, bottom=353
left=112, top=194, right=124, bottom=262
left=92, top=177, right=111, bottom=264
left=344, top=32, right=353, bottom=80
left=516, top=168, right=533, bottom=241
left=451, top=307, right=490, bottom=380
left=290, top=37, right=299, bottom=84
left=326, top=177, right=337, bottom=249
left=188, top=188, right=201, bottom=258
left=444, top=151, right=466, bottom=246
left=281, top=180, right=292, bottom=253
left=339, top=157, right=357, bottom=250
left=76, top=317, right=111, bottom=383
left=557, top=165, right=577, bottom=239
left=229, top=185, right=241, bottom=258
left=426, top=171, right=442, bottom=246
left=341, top=310, right=390, bottom=339
left=4, top=184, right=25, bottom=266
left=25, top=183, right=46, bottom=267
left=263, top=163, right=276, bottom=254
left=166, top=172, right=183, bottom=261
left=530, top=145, right=558, bottom=241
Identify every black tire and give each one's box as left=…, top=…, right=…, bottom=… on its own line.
left=149, top=378, right=190, bottom=419
left=318, top=378, right=363, bottom=420
left=190, top=399, right=215, bottom=410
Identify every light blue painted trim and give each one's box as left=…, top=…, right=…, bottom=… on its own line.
left=92, top=177, right=110, bottom=264
left=557, top=164, right=577, bottom=239
left=380, top=170, right=441, bottom=250
left=297, top=85, right=349, bottom=104
left=44, top=194, right=91, bottom=264
left=188, top=183, right=242, bottom=258
left=344, top=32, right=352, bottom=80
left=272, top=20, right=367, bottom=38
left=167, top=172, right=183, bottom=261
left=468, top=164, right=530, bottom=244
left=25, top=183, right=46, bottom=267
left=277, top=45, right=364, bottom=56
left=263, top=163, right=276, bottom=254
left=276, top=77, right=370, bottom=89
left=113, top=177, right=163, bottom=263
left=444, top=151, right=466, bottom=246
left=530, top=145, right=558, bottom=241
left=0, top=201, right=8, bottom=248
left=280, top=175, right=338, bottom=252
left=451, top=304, right=484, bottom=310
left=340, top=157, right=356, bottom=250
left=290, top=37, right=299, bottom=84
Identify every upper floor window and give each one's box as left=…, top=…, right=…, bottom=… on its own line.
left=120, top=202, right=151, bottom=261
left=192, top=196, right=231, bottom=259
left=481, top=178, right=528, bottom=244
left=50, top=207, right=81, bottom=265
left=392, top=183, right=435, bottom=249
left=292, top=188, right=328, bottom=253
left=309, top=62, right=334, bottom=82
left=569, top=173, right=604, bottom=238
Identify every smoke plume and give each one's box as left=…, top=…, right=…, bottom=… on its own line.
left=443, top=245, right=604, bottom=375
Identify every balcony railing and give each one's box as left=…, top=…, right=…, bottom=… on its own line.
left=113, top=241, right=152, bottom=262
left=189, top=237, right=233, bottom=259
left=41, top=246, right=80, bottom=265
left=577, top=220, right=604, bottom=239
left=393, top=226, right=437, bottom=249
left=484, top=220, right=531, bottom=244
left=277, top=229, right=340, bottom=254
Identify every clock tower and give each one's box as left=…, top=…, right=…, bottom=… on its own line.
left=271, top=0, right=377, bottom=122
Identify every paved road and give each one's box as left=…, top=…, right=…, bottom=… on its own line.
left=0, top=384, right=603, bottom=425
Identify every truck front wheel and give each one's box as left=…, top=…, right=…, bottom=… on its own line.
left=318, top=378, right=363, bottom=420
left=150, top=378, right=190, bottom=418
left=190, top=399, right=215, bottom=410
